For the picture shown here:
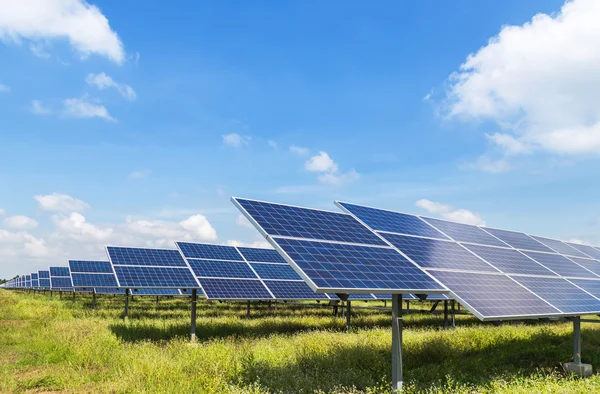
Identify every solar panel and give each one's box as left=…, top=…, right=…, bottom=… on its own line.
left=199, top=278, right=272, bottom=299
left=94, top=288, right=126, bottom=294
left=381, top=233, right=498, bottom=272
left=482, top=227, right=554, bottom=253
left=131, top=288, right=182, bottom=296
left=274, top=237, right=445, bottom=292
left=38, top=270, right=50, bottom=289
left=106, top=247, right=199, bottom=289
left=567, top=257, right=600, bottom=276
left=177, top=242, right=244, bottom=261
left=38, top=270, right=50, bottom=279
left=566, top=242, right=600, bottom=260
left=25, top=275, right=31, bottom=288
left=520, top=251, right=598, bottom=279
left=237, top=247, right=286, bottom=263
left=569, top=279, right=600, bottom=299
left=31, top=273, right=39, bottom=288
left=249, top=263, right=301, bottom=280
left=337, top=202, right=449, bottom=240
left=462, top=244, right=556, bottom=276
left=69, top=261, right=113, bottom=273
left=49, top=266, right=72, bottom=290
left=235, top=198, right=386, bottom=246
left=188, top=259, right=257, bottom=279
left=265, top=280, right=329, bottom=300
left=531, top=236, right=590, bottom=258
left=68, top=260, right=119, bottom=288
left=510, top=276, right=600, bottom=314
left=420, top=217, right=508, bottom=247
left=429, top=270, right=560, bottom=320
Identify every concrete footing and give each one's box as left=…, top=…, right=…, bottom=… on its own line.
left=563, top=362, right=593, bottom=377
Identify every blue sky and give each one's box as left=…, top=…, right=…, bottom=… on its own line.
left=2, top=0, right=600, bottom=278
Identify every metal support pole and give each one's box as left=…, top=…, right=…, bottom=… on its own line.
left=72, top=291, right=75, bottom=303
left=156, top=296, right=159, bottom=306
left=451, top=300, right=456, bottom=328
left=92, top=290, right=96, bottom=309
left=574, top=316, right=581, bottom=365
left=59, top=291, right=62, bottom=300
left=50, top=291, right=53, bottom=297
left=392, top=294, right=403, bottom=392
left=346, top=300, right=352, bottom=332
left=246, top=300, right=251, bottom=317
left=406, top=300, right=410, bottom=310
left=190, top=289, right=197, bottom=341
left=457, top=303, right=461, bottom=312
left=124, top=288, right=130, bottom=318
left=429, top=300, right=439, bottom=312
left=443, top=300, right=449, bottom=328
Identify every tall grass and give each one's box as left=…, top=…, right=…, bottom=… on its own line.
left=1, top=290, right=599, bottom=393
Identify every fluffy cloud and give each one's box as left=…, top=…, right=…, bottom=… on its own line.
left=446, top=0, right=600, bottom=161
left=305, top=151, right=359, bottom=186
left=63, top=97, right=115, bottom=121
left=222, top=133, right=250, bottom=147
left=0, top=84, right=9, bottom=92
left=3, top=215, right=38, bottom=230
left=290, top=145, right=309, bottom=155
left=0, top=229, right=49, bottom=258
left=415, top=199, right=485, bottom=226
left=85, top=72, right=136, bottom=100
left=236, top=214, right=253, bottom=228
left=225, top=239, right=272, bottom=249
left=53, top=212, right=113, bottom=241
left=124, top=214, right=217, bottom=244
left=34, top=193, right=90, bottom=213
left=267, top=140, right=278, bottom=149
left=31, top=100, right=51, bottom=115
left=0, top=208, right=5, bottom=216
left=0, top=0, right=125, bottom=63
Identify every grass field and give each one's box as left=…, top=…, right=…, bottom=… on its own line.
left=1, top=290, right=600, bottom=393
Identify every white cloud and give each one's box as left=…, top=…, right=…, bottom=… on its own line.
left=415, top=199, right=486, bottom=226
left=304, top=151, right=359, bottom=186
left=0, top=208, right=5, bottom=216
left=225, top=239, right=272, bottom=249
left=268, top=140, right=278, bottom=149
left=0, top=0, right=125, bottom=63
left=222, top=133, right=250, bottom=147
left=3, top=215, right=38, bottom=230
left=290, top=145, right=309, bottom=155
left=29, top=42, right=50, bottom=58
left=236, top=214, right=253, bottom=228
left=0, top=84, right=9, bottom=92
left=34, top=193, right=90, bottom=213
left=446, top=0, right=600, bottom=159
left=0, top=229, right=49, bottom=258
left=62, top=97, right=115, bottom=121
left=125, top=214, right=217, bottom=244
left=567, top=238, right=584, bottom=245
left=463, top=156, right=511, bottom=173
left=53, top=212, right=113, bottom=241
left=129, top=170, right=151, bottom=179
left=85, top=72, right=136, bottom=100
left=31, top=100, right=51, bottom=115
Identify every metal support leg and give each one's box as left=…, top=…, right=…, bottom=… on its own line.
left=457, top=303, right=461, bottom=312
left=346, top=300, right=352, bottom=332
left=406, top=300, right=410, bottom=310
left=190, top=289, right=197, bottom=341
left=59, top=291, right=62, bottom=300
left=92, top=290, right=96, bottom=309
left=444, top=300, right=449, bottom=328
left=246, top=300, right=251, bottom=317
left=72, top=291, right=75, bottom=303
left=156, top=296, right=159, bottom=306
left=429, top=300, right=439, bottom=312
left=574, top=316, right=581, bottom=365
left=392, top=294, right=403, bottom=392
left=451, top=300, right=456, bottom=328
left=124, top=289, right=130, bottom=318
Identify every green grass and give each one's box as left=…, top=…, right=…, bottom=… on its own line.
left=1, top=290, right=600, bottom=393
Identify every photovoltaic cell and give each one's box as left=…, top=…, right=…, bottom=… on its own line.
left=107, top=247, right=188, bottom=267
left=567, top=257, right=600, bottom=276
left=38, top=270, right=50, bottom=279
left=382, top=233, right=498, bottom=272
left=531, top=236, right=590, bottom=258
left=69, top=260, right=113, bottom=273
left=420, top=217, right=508, bottom=247
left=337, top=202, right=449, bottom=240
left=51, top=277, right=73, bottom=289
left=187, top=259, right=257, bottom=279
left=237, top=247, right=286, bottom=263
left=113, top=266, right=198, bottom=288
left=71, top=273, right=118, bottom=287
left=482, top=227, right=554, bottom=253
left=510, top=276, right=600, bottom=314
left=275, top=237, right=445, bottom=292
left=249, top=263, right=300, bottom=280
left=521, top=251, right=598, bottom=279
left=200, top=278, right=272, bottom=299
left=568, top=279, right=600, bottom=299
left=234, top=198, right=386, bottom=246
left=462, top=244, right=555, bottom=276
left=265, top=280, right=329, bottom=299
left=177, top=242, right=243, bottom=261
left=567, top=243, right=600, bottom=260
left=429, top=270, right=559, bottom=319
left=50, top=267, right=70, bottom=277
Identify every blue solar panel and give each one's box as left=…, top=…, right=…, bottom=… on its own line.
left=569, top=279, right=600, bottom=299
left=132, top=288, right=181, bottom=295
left=344, top=293, right=377, bottom=300
left=462, top=244, right=556, bottom=276
left=71, top=273, right=118, bottom=287
left=420, top=217, right=508, bottom=247
left=237, top=247, right=286, bottom=263
left=521, top=251, right=598, bottom=279
left=265, top=280, right=329, bottom=299
left=39, top=279, right=50, bottom=288
left=50, top=267, right=70, bottom=277
left=482, top=227, right=554, bottom=253
left=113, top=266, right=198, bottom=288
left=338, top=202, right=449, bottom=240
left=234, top=198, right=386, bottom=246
left=38, top=270, right=50, bottom=279
left=31, top=273, right=38, bottom=280
left=250, top=263, right=300, bottom=280
left=69, top=260, right=113, bottom=273
left=511, top=276, right=600, bottom=314
left=275, top=237, right=445, bottom=292
left=177, top=242, right=244, bottom=261
left=51, top=277, right=72, bottom=289
left=566, top=243, right=600, bottom=260
left=187, top=259, right=257, bottom=279
left=382, top=233, right=498, bottom=272
left=200, top=278, right=273, bottom=299
left=94, top=288, right=125, bottom=294
left=74, top=287, right=94, bottom=293
left=429, top=271, right=560, bottom=319
left=531, top=236, right=590, bottom=258
left=567, top=257, right=600, bottom=276
left=107, top=247, right=187, bottom=267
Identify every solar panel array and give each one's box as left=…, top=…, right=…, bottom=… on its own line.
left=38, top=270, right=51, bottom=289
left=49, top=266, right=73, bottom=290
left=69, top=260, right=119, bottom=289
left=336, top=201, right=600, bottom=320
left=232, top=198, right=446, bottom=296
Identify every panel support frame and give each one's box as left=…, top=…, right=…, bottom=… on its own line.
left=392, top=294, right=403, bottom=392
left=190, top=289, right=197, bottom=341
